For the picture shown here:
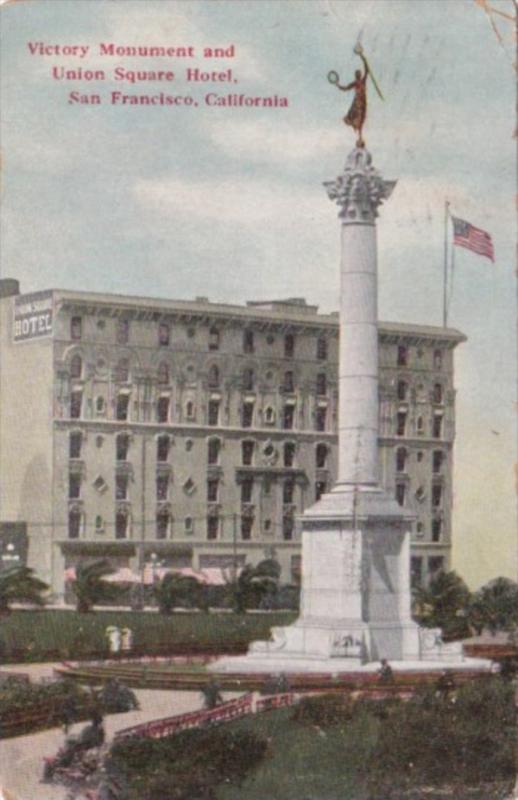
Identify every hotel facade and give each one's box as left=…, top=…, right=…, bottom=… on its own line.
left=0, top=280, right=465, bottom=599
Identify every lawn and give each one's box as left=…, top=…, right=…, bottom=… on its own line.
left=0, top=609, right=296, bottom=663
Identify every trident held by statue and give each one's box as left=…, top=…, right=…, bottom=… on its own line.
left=327, top=43, right=384, bottom=147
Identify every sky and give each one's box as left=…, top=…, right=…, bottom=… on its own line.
left=1, top=0, right=516, bottom=589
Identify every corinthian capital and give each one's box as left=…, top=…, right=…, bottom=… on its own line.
left=324, top=147, right=396, bottom=224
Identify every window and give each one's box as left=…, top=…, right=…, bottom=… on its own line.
left=157, top=396, right=170, bottom=424
left=411, top=556, right=423, bottom=589
left=241, top=516, right=253, bottom=540
left=284, top=334, right=295, bottom=358
left=96, top=396, right=105, bottom=415
left=115, top=358, right=129, bottom=383
left=396, top=483, right=406, bottom=506
left=208, top=400, right=220, bottom=426
left=117, top=319, right=129, bottom=344
left=433, top=414, right=443, bottom=439
left=315, top=407, right=327, bottom=432
left=317, top=336, right=327, bottom=361
left=316, top=443, right=328, bottom=469
left=396, top=411, right=407, bottom=436
left=242, top=402, right=254, bottom=428
left=316, top=373, right=327, bottom=396
left=184, top=517, right=193, bottom=535
left=284, top=442, right=296, bottom=467
left=69, top=432, right=82, bottom=459
left=264, top=406, right=276, bottom=425
left=70, top=354, right=82, bottom=379
left=283, top=514, right=294, bottom=541
left=428, top=556, right=444, bottom=577
left=243, top=368, right=254, bottom=391
left=433, top=383, right=443, bottom=404
left=417, top=451, right=424, bottom=463
left=115, top=509, right=129, bottom=539
left=116, top=474, right=129, bottom=500
left=283, top=481, right=294, bottom=504
left=396, top=447, right=407, bottom=472
left=241, top=479, right=253, bottom=504
left=433, top=349, right=443, bottom=369
left=68, top=473, right=81, bottom=499
left=157, top=362, right=170, bottom=385
left=158, top=322, right=170, bottom=347
left=207, top=478, right=219, bottom=502
left=208, top=365, right=220, bottom=389
left=243, top=329, right=254, bottom=353
left=416, top=522, right=424, bottom=536
left=183, top=477, right=196, bottom=495
left=70, top=390, right=82, bottom=419
left=116, top=433, right=130, bottom=461
left=207, top=514, right=219, bottom=540
left=93, top=475, right=108, bottom=494
left=432, top=518, right=442, bottom=542
left=116, top=393, right=129, bottom=421
left=95, top=515, right=104, bottom=533
left=157, top=435, right=169, bottom=462
left=242, top=440, right=254, bottom=466
left=283, top=371, right=294, bottom=393
left=207, top=438, right=220, bottom=465
left=397, top=380, right=408, bottom=401
left=283, top=405, right=294, bottom=430
left=432, top=450, right=444, bottom=473
left=156, top=474, right=169, bottom=501
left=397, top=345, right=408, bottom=366
left=156, top=509, right=170, bottom=540
left=416, top=416, right=424, bottom=435
left=71, top=316, right=82, bottom=341
left=209, top=327, right=220, bottom=351
left=185, top=400, right=195, bottom=420
left=415, top=486, right=426, bottom=503
left=315, top=481, right=326, bottom=501
left=432, top=484, right=442, bottom=508
left=68, top=509, right=81, bottom=539
left=291, top=554, right=302, bottom=583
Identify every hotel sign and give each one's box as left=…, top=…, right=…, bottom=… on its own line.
left=13, top=290, right=53, bottom=342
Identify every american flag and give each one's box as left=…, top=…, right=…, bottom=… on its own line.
left=451, top=216, right=494, bottom=262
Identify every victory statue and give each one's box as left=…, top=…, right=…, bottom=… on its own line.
left=328, top=43, right=384, bottom=147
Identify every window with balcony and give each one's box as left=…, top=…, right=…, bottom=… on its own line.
left=243, top=330, right=254, bottom=353
left=115, top=509, right=129, bottom=539
left=396, top=411, right=407, bottom=436
left=283, top=514, right=294, bottom=541
left=284, top=334, right=295, bottom=358
left=158, top=322, right=170, bottom=347
left=397, top=380, right=408, bottom=401
left=116, top=433, right=130, bottom=462
left=156, top=474, right=169, bottom=501
left=315, top=407, right=327, bottom=432
left=242, top=401, right=254, bottom=428
left=242, top=440, right=254, bottom=466
left=396, top=447, right=407, bottom=472
left=243, top=368, right=254, bottom=391
left=432, top=450, right=444, bottom=473
left=68, top=509, right=81, bottom=539
left=207, top=478, right=219, bottom=502
left=116, top=474, right=129, bottom=500
left=157, top=362, right=170, bottom=385
left=315, top=481, right=326, bottom=501
left=68, top=473, right=81, bottom=499
left=157, top=435, right=169, bottom=462
left=70, top=391, right=82, bottom=419
left=317, top=336, right=327, bottom=361
left=283, top=371, right=294, bottom=393
left=315, top=443, right=328, bottom=469
left=283, top=405, right=294, bottom=430
left=69, top=432, right=82, bottom=459
left=283, top=481, right=294, bottom=504
left=116, top=393, right=130, bottom=421
left=209, top=327, right=220, bottom=351
left=157, top=396, right=170, bottom=424
left=156, top=509, right=170, bottom=540
left=208, top=400, right=220, bottom=426
left=284, top=442, right=296, bottom=467
left=117, top=319, right=129, bottom=345
left=395, top=483, right=406, bottom=506
left=208, top=365, right=220, bottom=389
left=432, top=484, right=442, bottom=508
left=433, top=414, right=443, bottom=439
left=207, top=438, right=220, bottom=465
left=433, top=383, right=443, bottom=404
left=316, top=373, right=327, bottom=396
left=241, top=516, right=253, bottom=540
left=397, top=345, right=408, bottom=366
left=207, top=514, right=219, bottom=540
left=115, top=358, right=129, bottom=383
left=71, top=316, right=82, bottom=341
left=432, top=518, right=443, bottom=542
left=241, top=479, right=253, bottom=504
left=70, top=354, right=82, bottom=379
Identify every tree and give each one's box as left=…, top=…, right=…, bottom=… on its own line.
left=153, top=573, right=201, bottom=615
left=0, top=565, right=48, bottom=614
left=232, top=558, right=281, bottom=613
left=468, top=577, right=518, bottom=635
left=73, top=559, right=117, bottom=613
left=412, top=570, right=471, bottom=640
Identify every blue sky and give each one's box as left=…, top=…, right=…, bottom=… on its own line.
left=1, top=0, right=516, bottom=587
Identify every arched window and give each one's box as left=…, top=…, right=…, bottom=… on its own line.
left=70, top=354, right=82, bottom=379
left=207, top=437, right=221, bottom=465
left=185, top=400, right=195, bottom=420
left=208, top=365, right=220, bottom=389
left=316, top=443, right=328, bottom=469
left=157, top=362, right=170, bottom=385
left=157, top=396, right=170, bottom=423
left=316, top=373, right=327, bottom=396
left=115, top=358, right=129, bottom=383
left=416, top=416, right=424, bottom=435
left=243, top=368, right=254, bottom=391
left=397, top=380, right=408, bottom=401
left=396, top=447, right=407, bottom=472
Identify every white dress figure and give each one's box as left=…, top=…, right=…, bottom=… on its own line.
left=106, top=625, right=121, bottom=655
left=121, top=627, right=133, bottom=653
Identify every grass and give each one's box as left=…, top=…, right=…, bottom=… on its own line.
left=0, top=609, right=296, bottom=663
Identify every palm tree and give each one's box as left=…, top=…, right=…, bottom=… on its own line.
left=154, top=573, right=201, bottom=615
left=0, top=565, right=48, bottom=614
left=468, top=577, right=518, bottom=635
left=413, top=570, right=471, bottom=640
left=232, top=559, right=281, bottom=613
left=73, top=559, right=117, bottom=613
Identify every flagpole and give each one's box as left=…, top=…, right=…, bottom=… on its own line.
left=443, top=200, right=450, bottom=327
